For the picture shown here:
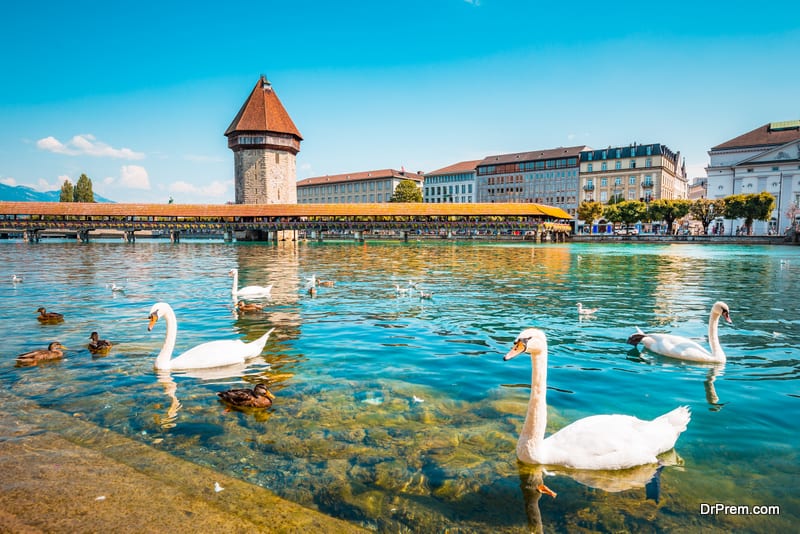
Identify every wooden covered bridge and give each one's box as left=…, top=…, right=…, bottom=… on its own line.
left=0, top=202, right=573, bottom=243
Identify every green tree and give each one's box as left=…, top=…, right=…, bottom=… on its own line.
left=689, top=198, right=725, bottom=235
left=59, top=180, right=75, bottom=202
left=648, top=198, right=691, bottom=234
left=615, top=200, right=648, bottom=226
left=727, top=192, right=775, bottom=235
left=74, top=173, right=94, bottom=202
left=389, top=180, right=422, bottom=203
left=577, top=201, right=604, bottom=227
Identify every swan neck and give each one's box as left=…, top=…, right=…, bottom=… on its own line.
left=519, top=347, right=548, bottom=458
left=708, top=311, right=725, bottom=359
left=155, top=307, right=177, bottom=370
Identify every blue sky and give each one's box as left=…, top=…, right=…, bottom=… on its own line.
left=1, top=1, right=798, bottom=204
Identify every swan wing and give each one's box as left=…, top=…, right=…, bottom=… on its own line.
left=236, top=284, right=273, bottom=297
left=642, top=333, right=714, bottom=362
left=542, top=410, right=687, bottom=470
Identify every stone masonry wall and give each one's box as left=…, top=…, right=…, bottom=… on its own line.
left=234, top=148, right=297, bottom=204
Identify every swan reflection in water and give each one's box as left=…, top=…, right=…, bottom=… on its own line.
left=154, top=360, right=271, bottom=429
left=517, top=453, right=679, bottom=533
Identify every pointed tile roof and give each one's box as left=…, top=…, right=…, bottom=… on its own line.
left=225, top=76, right=302, bottom=140
left=711, top=121, right=800, bottom=150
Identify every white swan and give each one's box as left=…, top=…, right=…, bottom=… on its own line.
left=504, top=328, right=690, bottom=470
left=147, top=302, right=274, bottom=370
left=627, top=301, right=731, bottom=363
left=229, top=268, right=272, bottom=298
left=576, top=303, right=598, bottom=315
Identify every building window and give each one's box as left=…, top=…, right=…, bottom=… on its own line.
left=614, top=177, right=622, bottom=186
left=601, top=162, right=607, bottom=171
left=629, top=175, right=636, bottom=185
left=615, top=161, right=622, bottom=170
left=587, top=163, right=593, bottom=172
left=645, top=158, right=652, bottom=168
left=601, top=178, right=608, bottom=186
left=630, top=160, right=636, bottom=169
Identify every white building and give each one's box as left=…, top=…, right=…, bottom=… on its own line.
left=423, top=160, right=479, bottom=203
left=297, top=169, right=423, bottom=204
left=706, top=120, right=800, bottom=234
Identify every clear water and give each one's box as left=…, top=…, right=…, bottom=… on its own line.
left=1, top=239, right=799, bottom=532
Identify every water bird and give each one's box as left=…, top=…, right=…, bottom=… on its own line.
left=16, top=342, right=65, bottom=366
left=419, top=290, right=433, bottom=300
left=317, top=279, right=335, bottom=287
left=576, top=303, right=598, bottom=315
left=109, top=282, right=125, bottom=293
left=147, top=302, right=273, bottom=371
left=229, top=268, right=272, bottom=298
left=88, top=331, right=112, bottom=354
left=12, top=274, right=23, bottom=283
left=308, top=286, right=317, bottom=297
left=504, top=328, right=690, bottom=472
left=217, top=383, right=275, bottom=409
left=394, top=284, right=412, bottom=296
left=237, top=301, right=264, bottom=313
left=627, top=301, right=731, bottom=363
left=36, top=307, right=64, bottom=323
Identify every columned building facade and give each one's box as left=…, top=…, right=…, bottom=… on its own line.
left=225, top=76, right=303, bottom=204
left=475, top=146, right=587, bottom=220
left=579, top=143, right=687, bottom=205
left=423, top=160, right=480, bottom=203
left=706, top=120, right=800, bottom=234
left=297, top=169, right=423, bottom=204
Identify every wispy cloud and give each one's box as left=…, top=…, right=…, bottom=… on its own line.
left=169, top=180, right=229, bottom=197
left=36, top=134, right=145, bottom=160
left=35, top=175, right=71, bottom=191
left=0, top=177, right=16, bottom=186
left=120, top=165, right=151, bottom=189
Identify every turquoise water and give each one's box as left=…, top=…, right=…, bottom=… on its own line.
left=1, top=239, right=799, bottom=532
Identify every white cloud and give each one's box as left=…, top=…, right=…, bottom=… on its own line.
left=36, top=134, right=145, bottom=160
left=103, top=176, right=115, bottom=185
left=169, top=180, right=229, bottom=197
left=120, top=165, right=151, bottom=190
left=1, top=177, right=16, bottom=186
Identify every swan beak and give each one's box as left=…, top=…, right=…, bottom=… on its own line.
left=504, top=340, right=526, bottom=361
left=537, top=483, right=557, bottom=499
left=147, top=312, right=158, bottom=331
left=723, top=312, right=732, bottom=324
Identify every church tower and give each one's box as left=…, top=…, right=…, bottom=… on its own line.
left=225, top=76, right=303, bottom=204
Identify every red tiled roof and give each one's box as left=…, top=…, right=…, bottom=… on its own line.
left=711, top=121, right=800, bottom=150
left=224, top=76, right=302, bottom=139
left=296, top=169, right=424, bottom=187
left=0, top=201, right=572, bottom=219
left=478, top=146, right=589, bottom=167
left=425, top=160, right=481, bottom=176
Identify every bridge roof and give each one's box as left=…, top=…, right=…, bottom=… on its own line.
left=0, top=202, right=571, bottom=219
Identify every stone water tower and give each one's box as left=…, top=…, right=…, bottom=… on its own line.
left=225, top=75, right=303, bottom=204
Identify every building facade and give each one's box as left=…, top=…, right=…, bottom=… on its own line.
left=475, top=146, right=587, bottom=219
left=579, top=143, right=687, bottom=207
left=297, top=169, right=423, bottom=204
left=423, top=160, right=480, bottom=203
left=225, top=76, right=303, bottom=204
left=706, top=120, right=800, bottom=234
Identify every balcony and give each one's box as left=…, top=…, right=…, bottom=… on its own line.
left=642, top=181, right=654, bottom=188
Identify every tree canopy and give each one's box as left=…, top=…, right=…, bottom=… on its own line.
left=577, top=201, right=604, bottom=225
left=648, top=199, right=691, bottom=234
left=724, top=192, right=775, bottom=234
left=74, top=173, right=95, bottom=202
left=59, top=180, right=74, bottom=202
left=389, top=180, right=422, bottom=203
left=689, top=198, right=725, bottom=234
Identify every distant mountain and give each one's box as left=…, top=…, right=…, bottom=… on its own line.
left=0, top=183, right=114, bottom=203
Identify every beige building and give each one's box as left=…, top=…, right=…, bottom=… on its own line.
left=579, top=143, right=687, bottom=205
left=297, top=169, right=423, bottom=204
left=225, top=76, right=303, bottom=204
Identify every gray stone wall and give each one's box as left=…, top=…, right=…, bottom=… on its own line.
left=234, top=148, right=297, bottom=204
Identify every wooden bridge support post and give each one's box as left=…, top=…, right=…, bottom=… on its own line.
left=77, top=230, right=90, bottom=243
left=170, top=230, right=180, bottom=243
left=223, top=230, right=233, bottom=242
left=25, top=230, right=39, bottom=243
left=125, top=230, right=136, bottom=243
left=403, top=230, right=409, bottom=242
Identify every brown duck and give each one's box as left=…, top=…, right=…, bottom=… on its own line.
left=17, top=342, right=65, bottom=366
left=36, top=307, right=64, bottom=324
left=88, top=332, right=113, bottom=354
left=217, top=383, right=275, bottom=409
left=236, top=301, right=264, bottom=313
